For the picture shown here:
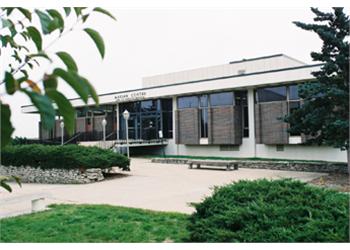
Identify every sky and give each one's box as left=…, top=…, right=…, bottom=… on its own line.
left=2, top=7, right=326, bottom=138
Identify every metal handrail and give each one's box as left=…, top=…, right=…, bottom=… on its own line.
left=105, top=131, right=115, bottom=140
left=63, top=132, right=82, bottom=145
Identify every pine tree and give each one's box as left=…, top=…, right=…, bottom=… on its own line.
left=285, top=8, right=349, bottom=170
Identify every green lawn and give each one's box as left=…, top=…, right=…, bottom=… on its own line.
left=0, top=204, right=189, bottom=243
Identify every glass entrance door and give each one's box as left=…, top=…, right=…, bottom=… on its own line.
left=128, top=115, right=139, bottom=140
left=141, top=116, right=158, bottom=140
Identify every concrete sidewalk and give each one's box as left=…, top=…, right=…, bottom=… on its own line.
left=0, top=158, right=326, bottom=217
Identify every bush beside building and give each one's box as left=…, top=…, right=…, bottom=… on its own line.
left=0, top=144, right=130, bottom=184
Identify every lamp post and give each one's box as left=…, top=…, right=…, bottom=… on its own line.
left=123, top=110, right=130, bottom=158
left=102, top=118, right=107, bottom=142
left=60, top=121, right=64, bottom=145
left=158, top=130, right=165, bottom=158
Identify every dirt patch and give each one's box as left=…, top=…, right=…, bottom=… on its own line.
left=309, top=173, right=350, bottom=192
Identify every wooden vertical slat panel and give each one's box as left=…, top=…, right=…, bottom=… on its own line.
left=255, top=101, right=289, bottom=144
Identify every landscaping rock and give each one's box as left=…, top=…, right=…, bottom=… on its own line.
left=0, top=165, right=108, bottom=184
left=151, top=158, right=348, bottom=173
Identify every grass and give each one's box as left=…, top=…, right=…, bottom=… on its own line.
left=0, top=204, right=189, bottom=243
left=146, top=154, right=346, bottom=164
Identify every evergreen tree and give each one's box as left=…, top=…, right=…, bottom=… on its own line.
left=285, top=8, right=349, bottom=169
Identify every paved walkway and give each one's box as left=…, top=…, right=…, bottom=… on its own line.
left=0, top=158, right=326, bottom=217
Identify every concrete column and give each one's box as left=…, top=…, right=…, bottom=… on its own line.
left=116, top=103, right=120, bottom=140
left=172, top=96, right=179, bottom=155
left=247, top=88, right=257, bottom=157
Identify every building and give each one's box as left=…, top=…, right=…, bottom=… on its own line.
left=22, top=54, right=347, bottom=162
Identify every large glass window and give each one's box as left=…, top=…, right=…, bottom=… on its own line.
left=76, top=107, right=88, bottom=117
left=256, top=86, right=287, bottom=102
left=200, top=108, right=208, bottom=138
left=289, top=101, right=301, bottom=136
left=177, top=96, right=199, bottom=109
left=200, top=95, right=208, bottom=107
left=162, top=111, right=173, bottom=139
left=289, top=85, right=300, bottom=100
left=235, top=91, right=249, bottom=137
left=118, top=98, right=173, bottom=140
left=161, top=99, right=172, bottom=111
left=210, top=92, right=234, bottom=106
left=141, top=100, right=159, bottom=112
left=119, top=102, right=140, bottom=113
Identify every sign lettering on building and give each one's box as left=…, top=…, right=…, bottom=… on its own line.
left=114, top=91, right=147, bottom=102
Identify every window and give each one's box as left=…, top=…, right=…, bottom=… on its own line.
left=141, top=100, right=158, bottom=112
left=77, top=107, right=88, bottom=117
left=236, top=91, right=249, bottom=137
left=161, top=99, right=172, bottom=111
left=200, top=108, right=208, bottom=138
left=210, top=92, right=233, bottom=106
left=119, top=102, right=140, bottom=113
left=289, top=85, right=300, bottom=100
left=256, top=86, right=287, bottom=102
left=177, top=96, right=199, bottom=109
left=243, top=106, right=249, bottom=137
left=162, top=111, right=173, bottom=139
left=200, top=95, right=208, bottom=107
left=289, top=101, right=301, bottom=136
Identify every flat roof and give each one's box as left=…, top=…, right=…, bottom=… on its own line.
left=21, top=63, right=322, bottom=113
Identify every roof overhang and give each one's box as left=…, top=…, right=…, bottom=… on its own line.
left=21, top=64, right=321, bottom=114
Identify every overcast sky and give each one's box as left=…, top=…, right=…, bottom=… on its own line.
left=2, top=8, right=326, bottom=138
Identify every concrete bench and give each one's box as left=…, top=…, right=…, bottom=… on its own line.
left=187, top=160, right=239, bottom=171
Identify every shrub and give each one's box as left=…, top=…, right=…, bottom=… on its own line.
left=1, top=144, right=130, bottom=171
left=188, top=179, right=349, bottom=242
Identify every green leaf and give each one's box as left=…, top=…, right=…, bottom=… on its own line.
left=47, top=17, right=61, bottom=33
left=28, top=52, right=52, bottom=62
left=93, top=7, right=116, bottom=20
left=4, top=7, right=14, bottom=15
left=21, top=90, right=55, bottom=130
left=73, top=7, right=86, bottom=17
left=2, top=19, right=16, bottom=36
left=47, top=9, right=64, bottom=32
left=19, top=69, right=28, bottom=79
left=35, top=9, right=52, bottom=34
left=46, top=89, right=76, bottom=135
left=0, top=103, right=15, bottom=147
left=1, top=19, right=12, bottom=29
left=0, top=180, right=12, bottom=192
left=84, top=28, right=105, bottom=59
left=11, top=175, right=22, bottom=187
left=82, top=14, right=89, bottom=23
left=81, top=76, right=99, bottom=105
left=27, top=26, right=42, bottom=51
left=53, top=68, right=89, bottom=103
left=4, top=72, right=16, bottom=95
left=63, top=7, right=71, bottom=16
left=56, top=51, right=78, bottom=72
left=17, top=8, right=32, bottom=21
left=43, top=74, right=58, bottom=90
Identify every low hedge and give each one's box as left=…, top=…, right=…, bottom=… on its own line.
left=1, top=144, right=130, bottom=170
left=188, top=179, right=349, bottom=242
